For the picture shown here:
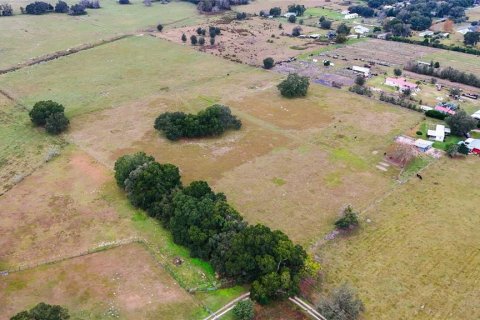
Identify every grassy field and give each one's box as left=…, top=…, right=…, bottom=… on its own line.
left=0, top=0, right=205, bottom=69
left=0, top=243, right=206, bottom=320
left=0, top=96, right=65, bottom=194
left=318, top=157, right=480, bottom=319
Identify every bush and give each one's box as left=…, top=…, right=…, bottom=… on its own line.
left=394, top=68, right=402, bottom=76
left=69, top=3, right=86, bottom=15
left=416, top=131, right=423, bottom=136
left=277, top=73, right=309, bottom=98
left=29, top=100, right=65, bottom=126
left=425, top=109, right=447, bottom=120
left=349, top=84, right=372, bottom=97
left=11, top=302, right=70, bottom=320
left=354, top=76, right=365, bottom=86
left=287, top=4, right=305, bottom=16
left=45, top=112, right=70, bottom=134
left=118, top=0, right=130, bottom=4
left=54, top=0, right=69, bottom=13
left=288, top=14, right=296, bottom=23
left=0, top=3, right=13, bottom=16
left=269, top=6, right=281, bottom=17
left=320, top=19, right=332, bottom=29
left=157, top=24, right=163, bottom=32
left=233, top=299, right=254, bottom=320
left=154, top=104, right=242, bottom=141
left=317, top=284, right=364, bottom=320
left=292, top=26, right=302, bottom=37
left=263, top=57, right=274, bottom=69
left=190, top=34, right=197, bottom=45
left=25, top=1, right=53, bottom=15
left=236, top=11, right=247, bottom=20
left=198, top=36, right=205, bottom=46
left=181, top=33, right=187, bottom=42
left=335, top=34, right=347, bottom=43
left=334, top=206, right=359, bottom=230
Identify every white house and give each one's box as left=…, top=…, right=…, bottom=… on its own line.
left=344, top=13, right=358, bottom=19
left=427, top=124, right=450, bottom=142
left=353, top=25, right=370, bottom=35
left=352, top=66, right=370, bottom=77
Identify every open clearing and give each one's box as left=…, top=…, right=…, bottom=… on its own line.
left=0, top=243, right=204, bottom=320
left=318, top=157, right=480, bottom=319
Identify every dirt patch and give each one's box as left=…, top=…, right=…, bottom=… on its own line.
left=157, top=16, right=325, bottom=66
left=0, top=243, right=200, bottom=320
left=0, top=147, right=135, bottom=268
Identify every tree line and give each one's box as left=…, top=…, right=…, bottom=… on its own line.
left=114, top=152, right=307, bottom=304
left=154, top=104, right=242, bottom=141
left=405, top=62, right=480, bottom=88
left=14, top=0, right=101, bottom=16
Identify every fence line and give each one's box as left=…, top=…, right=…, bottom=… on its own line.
left=0, top=236, right=220, bottom=293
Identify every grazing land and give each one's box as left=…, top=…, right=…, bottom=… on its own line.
left=318, top=157, right=480, bottom=319
left=0, top=0, right=204, bottom=69
left=0, top=243, right=205, bottom=320
left=2, top=0, right=480, bottom=318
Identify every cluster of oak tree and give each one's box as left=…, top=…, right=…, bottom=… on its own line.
left=114, top=152, right=307, bottom=304
left=154, top=104, right=241, bottom=141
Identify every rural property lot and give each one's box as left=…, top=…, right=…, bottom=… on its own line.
left=319, top=157, right=480, bottom=319
left=0, top=243, right=204, bottom=320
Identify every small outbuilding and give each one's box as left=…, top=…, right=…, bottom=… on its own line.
left=344, top=13, right=358, bottom=19
left=471, top=110, right=480, bottom=120
left=415, top=139, right=434, bottom=152
left=352, top=66, right=370, bottom=77
left=427, top=124, right=450, bottom=142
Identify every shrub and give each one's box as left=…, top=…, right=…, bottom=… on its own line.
left=198, top=36, right=205, bottom=46
left=320, top=19, right=332, bottom=29
left=292, top=26, right=302, bottom=37
left=45, top=112, right=69, bottom=134
left=269, top=6, right=281, bottom=17
left=181, top=33, right=187, bottom=42
left=210, top=37, right=215, bottom=45
left=190, top=34, right=197, bottom=45
left=118, top=0, right=130, bottom=4
left=25, top=1, right=53, bottom=15
left=11, top=302, right=70, bottom=320
left=336, top=23, right=351, bottom=35
left=233, top=299, right=254, bottom=320
left=287, top=4, right=305, bottom=16
left=0, top=3, right=13, bottom=16
left=288, top=14, right=296, bottom=23
left=334, top=206, right=359, bottom=230
left=394, top=68, right=402, bottom=76
left=425, top=109, right=446, bottom=120
left=354, top=75, right=365, bottom=86
left=335, top=34, right=347, bottom=43
left=154, top=104, right=242, bottom=141
left=349, top=84, right=372, bottom=97
left=54, top=0, right=69, bottom=13
left=114, top=152, right=155, bottom=188
left=69, top=3, right=86, bottom=15
left=263, top=57, right=274, bottom=69
left=157, top=24, right=163, bottom=32
left=236, top=11, right=247, bottom=20
left=29, top=100, right=65, bottom=126
left=317, top=284, right=364, bottom=320
left=416, top=131, right=422, bottom=136
left=277, top=73, right=309, bottom=98
left=45, top=145, right=61, bottom=162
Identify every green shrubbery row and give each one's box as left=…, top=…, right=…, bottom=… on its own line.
left=114, top=152, right=307, bottom=304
